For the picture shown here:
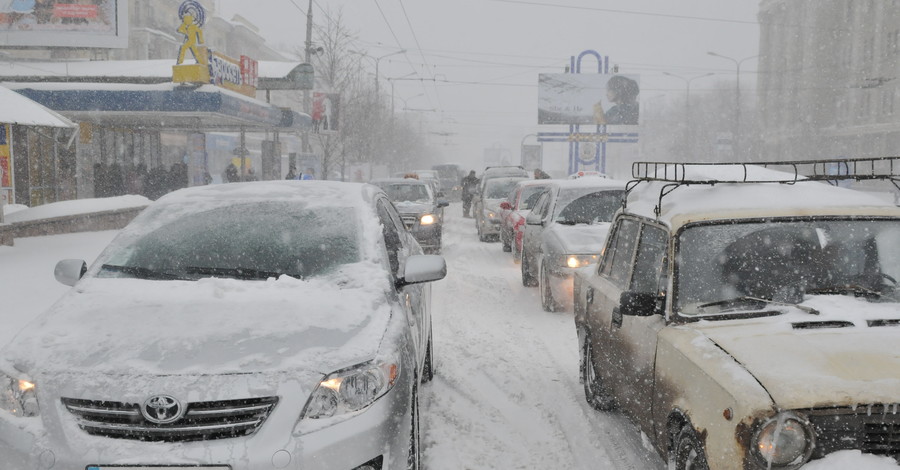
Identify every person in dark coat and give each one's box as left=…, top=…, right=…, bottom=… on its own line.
left=461, top=170, right=480, bottom=218
left=223, top=163, right=239, bottom=183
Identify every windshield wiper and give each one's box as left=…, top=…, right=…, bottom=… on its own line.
left=183, top=266, right=300, bottom=280
left=101, top=264, right=185, bottom=280
left=698, top=296, right=820, bottom=315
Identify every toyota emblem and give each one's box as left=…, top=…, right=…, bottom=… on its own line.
left=141, top=395, right=184, bottom=424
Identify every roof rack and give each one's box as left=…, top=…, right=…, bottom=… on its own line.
left=626, top=157, right=900, bottom=217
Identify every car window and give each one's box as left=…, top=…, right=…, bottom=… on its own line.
left=531, top=191, right=551, bottom=218
left=555, top=190, right=624, bottom=224
left=630, top=224, right=668, bottom=294
left=519, top=186, right=547, bottom=210
left=376, top=199, right=404, bottom=275
left=99, top=201, right=360, bottom=280
left=600, top=217, right=640, bottom=288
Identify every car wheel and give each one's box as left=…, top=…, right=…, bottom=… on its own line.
left=672, top=424, right=709, bottom=470
left=407, top=384, right=420, bottom=470
left=521, top=249, right=538, bottom=287
left=540, top=262, right=558, bottom=312
left=422, top=332, right=434, bottom=383
left=581, top=337, right=616, bottom=411
left=512, top=240, right=522, bottom=264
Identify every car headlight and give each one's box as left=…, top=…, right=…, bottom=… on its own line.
left=751, top=412, right=814, bottom=469
left=301, top=359, right=400, bottom=421
left=561, top=254, right=599, bottom=268
left=420, top=214, right=436, bottom=225
left=0, top=371, right=39, bottom=417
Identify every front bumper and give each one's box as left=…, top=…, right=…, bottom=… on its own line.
left=0, top=372, right=413, bottom=470
left=410, top=222, right=442, bottom=250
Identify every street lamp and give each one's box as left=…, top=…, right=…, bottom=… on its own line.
left=387, top=73, right=418, bottom=117
left=350, top=49, right=407, bottom=96
left=707, top=51, right=759, bottom=159
left=663, top=71, right=714, bottom=156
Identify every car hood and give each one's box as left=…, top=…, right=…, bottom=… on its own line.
left=546, top=223, right=611, bottom=253
left=392, top=201, right=433, bottom=214
left=692, top=295, right=900, bottom=409
left=4, top=269, right=393, bottom=377
left=484, top=199, right=505, bottom=212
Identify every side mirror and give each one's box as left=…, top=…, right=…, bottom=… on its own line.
left=55, top=259, right=87, bottom=286
left=618, top=291, right=660, bottom=317
left=397, top=254, right=447, bottom=288
left=525, top=212, right=544, bottom=226
left=499, top=201, right=512, bottom=210
left=437, top=200, right=450, bottom=208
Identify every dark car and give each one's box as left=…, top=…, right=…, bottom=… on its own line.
left=371, top=178, right=450, bottom=254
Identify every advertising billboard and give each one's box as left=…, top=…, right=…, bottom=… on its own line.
left=538, top=73, right=640, bottom=126
left=0, top=0, right=128, bottom=48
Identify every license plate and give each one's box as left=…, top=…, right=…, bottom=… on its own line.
left=87, top=467, right=231, bottom=470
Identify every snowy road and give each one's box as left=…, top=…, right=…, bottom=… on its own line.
left=423, top=203, right=665, bottom=469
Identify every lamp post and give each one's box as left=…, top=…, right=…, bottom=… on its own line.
left=663, top=71, right=714, bottom=157
left=351, top=50, right=407, bottom=96
left=707, top=52, right=759, bottom=159
left=387, top=73, right=418, bottom=118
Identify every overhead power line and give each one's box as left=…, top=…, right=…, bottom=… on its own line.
left=489, top=0, right=759, bottom=25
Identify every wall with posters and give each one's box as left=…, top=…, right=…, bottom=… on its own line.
left=0, top=124, right=12, bottom=206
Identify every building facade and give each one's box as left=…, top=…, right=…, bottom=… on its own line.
left=758, top=0, right=900, bottom=161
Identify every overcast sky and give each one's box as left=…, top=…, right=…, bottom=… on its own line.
left=216, top=0, right=761, bottom=173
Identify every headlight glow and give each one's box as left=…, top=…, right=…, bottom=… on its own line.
left=420, top=214, right=436, bottom=225
left=563, top=254, right=599, bottom=268
left=0, top=372, right=39, bottom=417
left=302, top=360, right=400, bottom=421
left=751, top=412, right=814, bottom=469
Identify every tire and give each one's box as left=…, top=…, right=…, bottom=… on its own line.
left=672, top=424, right=709, bottom=470
left=521, top=249, right=538, bottom=287
left=422, top=332, right=434, bottom=383
left=512, top=240, right=522, bottom=264
left=501, top=229, right=512, bottom=252
left=581, top=336, right=616, bottom=411
left=540, top=262, right=559, bottom=312
left=407, top=384, right=420, bottom=470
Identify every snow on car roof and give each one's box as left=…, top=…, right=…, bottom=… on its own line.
left=624, top=164, right=900, bottom=227
left=157, top=180, right=375, bottom=207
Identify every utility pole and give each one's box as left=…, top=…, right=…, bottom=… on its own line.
left=302, top=0, right=313, bottom=154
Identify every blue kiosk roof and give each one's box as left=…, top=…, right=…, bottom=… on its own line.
left=6, top=82, right=309, bottom=132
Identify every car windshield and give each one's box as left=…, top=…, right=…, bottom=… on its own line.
left=381, top=183, right=433, bottom=203
left=486, top=179, right=525, bottom=199
left=554, top=190, right=623, bottom=224
left=676, top=219, right=900, bottom=316
left=97, top=202, right=361, bottom=281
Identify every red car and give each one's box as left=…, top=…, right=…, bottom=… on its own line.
left=499, top=180, right=554, bottom=262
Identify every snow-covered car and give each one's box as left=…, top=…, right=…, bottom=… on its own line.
left=519, top=178, right=625, bottom=311
left=574, top=158, right=900, bottom=470
left=0, top=181, right=447, bottom=470
left=371, top=177, right=450, bottom=254
left=498, top=179, right=554, bottom=260
left=471, top=166, right=530, bottom=226
left=475, top=176, right=528, bottom=242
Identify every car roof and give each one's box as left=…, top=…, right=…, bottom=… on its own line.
left=370, top=178, right=429, bottom=186
left=623, top=163, right=900, bottom=229
left=544, top=177, right=629, bottom=193
left=158, top=180, right=378, bottom=208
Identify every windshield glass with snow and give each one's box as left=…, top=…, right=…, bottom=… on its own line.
left=381, top=183, right=433, bottom=203
left=554, top=190, right=623, bottom=224
left=485, top=179, right=524, bottom=199
left=676, top=218, right=900, bottom=316
left=97, top=202, right=361, bottom=280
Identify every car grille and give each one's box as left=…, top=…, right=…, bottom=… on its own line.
left=62, top=396, right=279, bottom=442
left=401, top=215, right=417, bottom=229
left=804, top=405, right=900, bottom=458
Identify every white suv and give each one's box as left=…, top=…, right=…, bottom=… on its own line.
left=574, top=158, right=900, bottom=470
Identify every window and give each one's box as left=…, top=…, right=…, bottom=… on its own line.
left=599, top=218, right=640, bottom=288
left=630, top=224, right=668, bottom=294
left=377, top=199, right=404, bottom=275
